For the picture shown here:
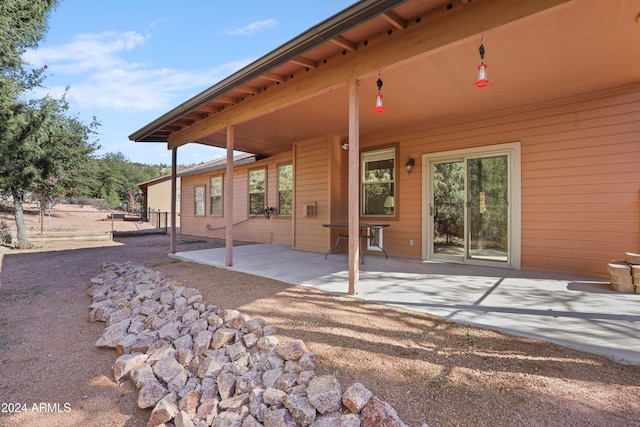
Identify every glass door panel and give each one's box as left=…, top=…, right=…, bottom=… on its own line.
left=432, top=161, right=465, bottom=260
left=467, top=155, right=508, bottom=262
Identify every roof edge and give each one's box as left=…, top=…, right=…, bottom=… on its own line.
left=129, top=0, right=408, bottom=142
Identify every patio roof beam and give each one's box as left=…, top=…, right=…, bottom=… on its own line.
left=330, top=35, right=357, bottom=52
left=290, top=56, right=319, bottom=69
left=167, top=0, right=572, bottom=150
left=259, top=72, right=287, bottom=83
left=382, top=10, right=407, bottom=30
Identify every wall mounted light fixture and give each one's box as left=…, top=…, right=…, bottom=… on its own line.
left=474, top=36, right=492, bottom=88
left=405, top=157, right=415, bottom=174
left=373, top=74, right=386, bottom=113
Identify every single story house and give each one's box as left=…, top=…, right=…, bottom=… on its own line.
left=130, top=0, right=640, bottom=293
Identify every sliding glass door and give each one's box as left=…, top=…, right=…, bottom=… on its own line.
left=427, top=145, right=516, bottom=268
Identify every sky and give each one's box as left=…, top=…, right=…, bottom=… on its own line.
left=23, top=0, right=355, bottom=166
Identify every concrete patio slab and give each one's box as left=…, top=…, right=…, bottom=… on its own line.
left=170, top=244, right=640, bottom=365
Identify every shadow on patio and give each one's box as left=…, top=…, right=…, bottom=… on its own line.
left=170, top=243, right=640, bottom=365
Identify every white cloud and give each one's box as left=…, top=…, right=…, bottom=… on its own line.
left=24, top=30, right=253, bottom=112
left=224, top=19, right=276, bottom=36
left=24, top=31, right=148, bottom=74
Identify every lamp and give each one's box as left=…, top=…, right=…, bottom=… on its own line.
left=474, top=36, right=492, bottom=88
left=383, top=196, right=395, bottom=214
left=373, top=75, right=386, bottom=113
left=405, top=157, right=415, bottom=174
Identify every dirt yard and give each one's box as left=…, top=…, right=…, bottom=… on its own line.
left=0, top=206, right=639, bottom=426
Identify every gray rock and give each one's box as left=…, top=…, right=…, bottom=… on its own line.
left=95, top=319, right=131, bottom=348
left=276, top=372, right=298, bottom=392
left=195, top=397, right=219, bottom=425
left=284, top=394, right=316, bottom=426
left=256, top=336, right=279, bottom=351
left=263, top=407, right=297, bottom=427
left=360, top=397, right=408, bottom=427
left=147, top=392, right=179, bottom=427
left=197, top=355, right=228, bottom=379
left=130, top=363, right=156, bottom=389
left=206, top=312, right=224, bottom=330
left=177, top=348, right=195, bottom=367
left=217, top=372, right=237, bottom=400
left=211, top=328, right=237, bottom=349
left=190, top=318, right=209, bottom=335
left=175, top=409, right=196, bottom=427
left=106, top=307, right=132, bottom=326
left=116, top=333, right=138, bottom=355
left=178, top=391, right=200, bottom=418
left=153, top=355, right=187, bottom=384
left=138, top=379, right=169, bottom=409
left=211, top=411, right=243, bottom=427
left=131, top=335, right=157, bottom=354
left=307, top=376, right=342, bottom=415
left=174, top=333, right=194, bottom=350
left=193, top=330, right=213, bottom=356
left=182, top=308, right=200, bottom=325
left=263, top=387, right=287, bottom=406
left=242, top=332, right=259, bottom=349
left=158, top=322, right=181, bottom=341
left=343, top=383, right=372, bottom=414
left=226, top=341, right=247, bottom=361
left=113, top=352, right=148, bottom=382
left=262, top=368, right=283, bottom=389
left=277, top=339, right=308, bottom=361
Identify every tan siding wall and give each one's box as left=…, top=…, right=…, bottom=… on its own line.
left=363, top=85, right=640, bottom=278
left=147, top=178, right=180, bottom=214
left=147, top=178, right=180, bottom=227
left=179, top=85, right=639, bottom=278
left=293, top=137, right=332, bottom=252
left=181, top=153, right=292, bottom=245
left=179, top=175, right=201, bottom=236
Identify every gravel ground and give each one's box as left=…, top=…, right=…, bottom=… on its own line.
left=0, top=207, right=639, bottom=426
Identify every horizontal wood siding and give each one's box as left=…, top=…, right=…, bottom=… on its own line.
left=180, top=85, right=639, bottom=278
left=179, top=175, right=206, bottom=237
left=293, top=137, right=330, bottom=252
left=181, top=153, right=292, bottom=245
left=363, top=85, right=640, bottom=278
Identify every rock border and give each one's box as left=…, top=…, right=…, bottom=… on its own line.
left=89, top=262, right=415, bottom=427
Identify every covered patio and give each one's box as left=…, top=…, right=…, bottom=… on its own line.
left=131, top=0, right=640, bottom=289
left=170, top=243, right=640, bottom=365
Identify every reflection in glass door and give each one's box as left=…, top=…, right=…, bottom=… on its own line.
left=467, top=155, right=508, bottom=262
left=429, top=153, right=510, bottom=266
left=432, top=161, right=465, bottom=260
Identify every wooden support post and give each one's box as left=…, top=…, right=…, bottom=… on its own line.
left=170, top=147, right=177, bottom=254
left=225, top=125, right=235, bottom=266
left=348, top=79, right=360, bottom=295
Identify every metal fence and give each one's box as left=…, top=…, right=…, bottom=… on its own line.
left=146, top=209, right=169, bottom=230
left=0, top=206, right=170, bottom=237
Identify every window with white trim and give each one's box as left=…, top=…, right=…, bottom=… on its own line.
left=194, top=185, right=205, bottom=216
left=361, top=147, right=395, bottom=217
left=248, top=168, right=266, bottom=215
left=277, top=164, right=292, bottom=216
left=210, top=175, right=223, bottom=216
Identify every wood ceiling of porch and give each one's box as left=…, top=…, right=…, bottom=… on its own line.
left=132, top=0, right=640, bottom=158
